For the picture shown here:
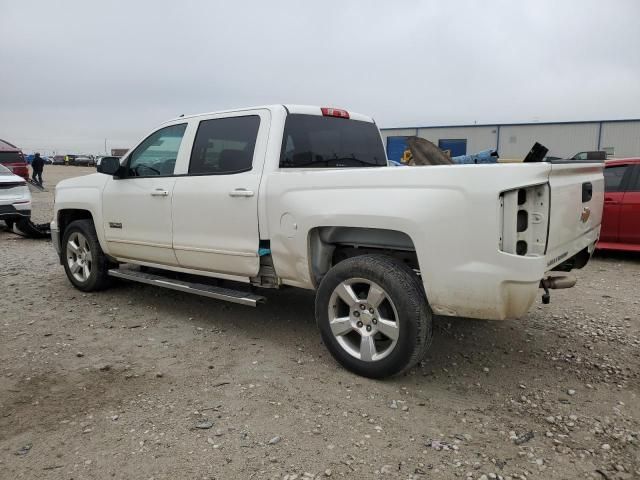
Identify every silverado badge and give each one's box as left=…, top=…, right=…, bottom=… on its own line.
left=580, top=207, right=591, bottom=223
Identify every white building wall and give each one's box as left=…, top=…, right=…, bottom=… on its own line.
left=600, top=121, right=640, bottom=158
left=381, top=121, right=640, bottom=159
left=380, top=128, right=417, bottom=146
left=498, top=123, right=599, bottom=159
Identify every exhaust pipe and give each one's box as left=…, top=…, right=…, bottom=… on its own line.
left=540, top=275, right=577, bottom=290
left=539, top=274, right=577, bottom=304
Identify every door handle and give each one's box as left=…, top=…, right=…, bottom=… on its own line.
left=150, top=188, right=169, bottom=197
left=229, top=188, right=254, bottom=197
left=604, top=197, right=618, bottom=204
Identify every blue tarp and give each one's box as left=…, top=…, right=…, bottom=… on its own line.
left=451, top=149, right=498, bottom=164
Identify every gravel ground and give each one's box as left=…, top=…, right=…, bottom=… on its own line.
left=1, top=166, right=639, bottom=479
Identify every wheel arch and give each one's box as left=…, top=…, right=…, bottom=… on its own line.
left=307, top=226, right=422, bottom=287
left=57, top=208, right=111, bottom=259
left=58, top=208, right=93, bottom=237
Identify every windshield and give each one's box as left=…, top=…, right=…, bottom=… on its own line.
left=280, top=114, right=387, bottom=168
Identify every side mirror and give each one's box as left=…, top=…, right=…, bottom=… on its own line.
left=97, top=157, right=122, bottom=176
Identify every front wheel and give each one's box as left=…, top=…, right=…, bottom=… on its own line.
left=315, top=254, right=432, bottom=378
left=62, top=219, right=112, bottom=291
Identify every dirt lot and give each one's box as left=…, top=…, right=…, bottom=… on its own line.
left=1, top=165, right=639, bottom=480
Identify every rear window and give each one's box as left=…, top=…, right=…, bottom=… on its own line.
left=280, top=114, right=387, bottom=168
left=0, top=151, right=24, bottom=164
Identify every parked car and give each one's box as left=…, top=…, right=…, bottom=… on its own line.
left=73, top=156, right=95, bottom=166
left=51, top=105, right=604, bottom=378
left=52, top=155, right=66, bottom=165
left=0, top=163, right=31, bottom=227
left=0, top=138, right=29, bottom=181
left=572, top=151, right=607, bottom=161
left=598, top=158, right=640, bottom=252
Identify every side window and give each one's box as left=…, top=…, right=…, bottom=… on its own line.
left=127, top=124, right=187, bottom=177
left=189, top=116, right=260, bottom=175
left=603, top=165, right=629, bottom=192
left=628, top=166, right=640, bottom=192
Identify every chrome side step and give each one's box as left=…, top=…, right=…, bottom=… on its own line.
left=108, top=268, right=265, bottom=307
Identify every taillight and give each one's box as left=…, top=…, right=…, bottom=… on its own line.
left=499, top=183, right=550, bottom=256
left=321, top=107, right=349, bottom=119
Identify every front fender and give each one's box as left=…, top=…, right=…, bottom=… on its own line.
left=54, top=175, right=109, bottom=254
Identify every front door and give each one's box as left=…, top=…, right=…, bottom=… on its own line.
left=172, top=112, right=268, bottom=277
left=102, top=123, right=188, bottom=265
left=619, top=165, right=640, bottom=246
left=600, top=163, right=631, bottom=243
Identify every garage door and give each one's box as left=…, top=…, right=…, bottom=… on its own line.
left=438, top=139, right=467, bottom=157
left=386, top=136, right=408, bottom=163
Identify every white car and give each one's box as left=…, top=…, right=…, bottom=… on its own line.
left=0, top=163, right=31, bottom=226
left=50, top=105, right=604, bottom=378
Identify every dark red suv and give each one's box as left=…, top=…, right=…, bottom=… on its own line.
left=0, top=139, right=28, bottom=181
left=598, top=158, right=640, bottom=252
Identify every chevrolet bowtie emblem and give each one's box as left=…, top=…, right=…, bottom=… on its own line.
left=580, top=207, right=591, bottom=223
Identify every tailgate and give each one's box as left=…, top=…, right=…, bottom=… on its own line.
left=545, top=160, right=604, bottom=268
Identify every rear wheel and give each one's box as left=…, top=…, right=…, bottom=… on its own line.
left=62, top=219, right=112, bottom=291
left=315, top=254, right=432, bottom=378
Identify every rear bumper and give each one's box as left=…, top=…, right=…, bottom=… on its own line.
left=428, top=273, right=542, bottom=321
left=428, top=229, right=599, bottom=321
left=0, top=204, right=31, bottom=219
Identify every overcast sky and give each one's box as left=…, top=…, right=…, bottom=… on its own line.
left=1, top=0, right=639, bottom=154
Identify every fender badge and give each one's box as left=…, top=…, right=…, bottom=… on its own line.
left=580, top=207, right=591, bottom=223
left=109, top=222, right=122, bottom=229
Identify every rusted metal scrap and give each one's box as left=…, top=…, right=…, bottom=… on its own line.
left=406, top=136, right=453, bottom=166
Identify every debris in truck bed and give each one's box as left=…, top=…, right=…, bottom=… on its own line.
left=406, top=136, right=453, bottom=166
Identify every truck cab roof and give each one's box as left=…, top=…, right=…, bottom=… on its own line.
left=163, top=105, right=375, bottom=125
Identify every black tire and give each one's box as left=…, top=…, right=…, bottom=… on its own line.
left=61, top=219, right=112, bottom=291
left=2, top=219, right=14, bottom=231
left=315, top=254, right=432, bottom=378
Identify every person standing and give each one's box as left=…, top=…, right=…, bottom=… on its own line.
left=31, top=152, right=45, bottom=186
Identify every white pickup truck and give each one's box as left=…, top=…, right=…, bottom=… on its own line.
left=51, top=105, right=604, bottom=378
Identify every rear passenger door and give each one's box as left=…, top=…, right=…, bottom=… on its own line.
left=619, top=165, right=640, bottom=246
left=171, top=110, right=269, bottom=277
left=600, top=164, right=631, bottom=243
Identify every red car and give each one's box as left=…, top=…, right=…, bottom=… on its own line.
left=598, top=158, right=640, bottom=252
left=0, top=138, right=29, bottom=181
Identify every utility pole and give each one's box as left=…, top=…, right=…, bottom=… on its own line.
left=104, top=138, right=107, bottom=155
